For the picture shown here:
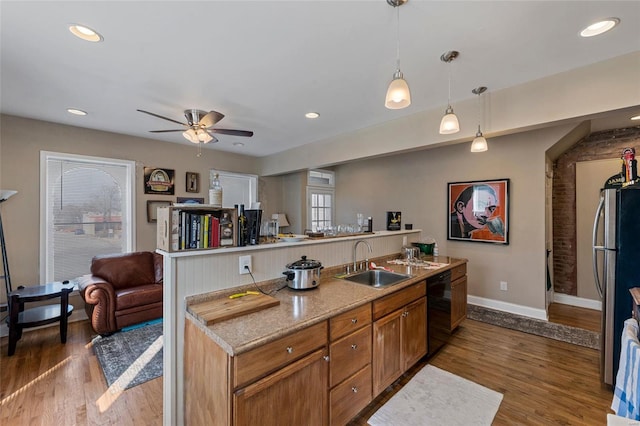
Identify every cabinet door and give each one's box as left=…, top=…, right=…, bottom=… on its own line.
left=451, top=276, right=467, bottom=331
left=372, top=310, right=402, bottom=396
left=401, top=297, right=427, bottom=371
left=233, top=348, right=328, bottom=426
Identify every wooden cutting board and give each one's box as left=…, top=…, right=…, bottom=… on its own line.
left=190, top=293, right=280, bottom=325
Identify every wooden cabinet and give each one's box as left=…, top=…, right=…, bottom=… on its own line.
left=328, top=304, right=372, bottom=426
left=157, top=205, right=238, bottom=252
left=450, top=263, right=467, bottom=331
left=372, top=282, right=427, bottom=395
left=233, top=348, right=328, bottom=426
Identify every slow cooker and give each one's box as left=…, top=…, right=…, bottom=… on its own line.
left=283, top=255, right=323, bottom=290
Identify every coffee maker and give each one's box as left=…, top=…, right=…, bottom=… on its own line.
left=244, top=209, right=262, bottom=245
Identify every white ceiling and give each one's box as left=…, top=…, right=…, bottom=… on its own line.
left=1, top=1, right=639, bottom=158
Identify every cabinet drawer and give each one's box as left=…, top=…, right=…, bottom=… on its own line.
left=450, top=263, right=467, bottom=282
left=234, top=321, right=328, bottom=388
left=330, top=326, right=372, bottom=387
left=330, top=303, right=371, bottom=341
left=373, top=281, right=426, bottom=320
left=330, top=365, right=372, bottom=426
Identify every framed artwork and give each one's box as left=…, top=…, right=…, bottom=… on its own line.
left=144, top=167, right=175, bottom=195
left=176, top=197, right=204, bottom=204
left=186, top=172, right=199, bottom=193
left=147, top=200, right=171, bottom=223
left=448, top=178, right=509, bottom=244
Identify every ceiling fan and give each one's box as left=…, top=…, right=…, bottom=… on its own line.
left=137, top=108, right=253, bottom=156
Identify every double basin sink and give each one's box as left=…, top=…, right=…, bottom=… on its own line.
left=341, top=269, right=411, bottom=289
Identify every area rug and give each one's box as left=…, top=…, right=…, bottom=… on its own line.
left=92, top=321, right=163, bottom=391
left=368, top=365, right=503, bottom=426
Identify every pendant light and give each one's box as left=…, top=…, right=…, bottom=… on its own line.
left=439, top=50, right=460, bottom=134
left=470, top=86, right=488, bottom=153
left=384, top=0, right=411, bottom=110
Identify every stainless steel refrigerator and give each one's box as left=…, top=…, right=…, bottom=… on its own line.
left=592, top=186, right=640, bottom=387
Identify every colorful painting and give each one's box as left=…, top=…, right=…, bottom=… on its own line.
left=447, top=179, right=509, bottom=244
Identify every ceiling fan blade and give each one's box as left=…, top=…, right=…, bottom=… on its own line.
left=137, top=109, right=187, bottom=126
left=149, top=129, right=185, bottom=133
left=200, top=111, right=225, bottom=129
left=211, top=128, right=254, bottom=137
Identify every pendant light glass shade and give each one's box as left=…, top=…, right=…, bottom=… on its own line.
left=385, top=0, right=410, bottom=110
left=439, top=106, right=460, bottom=134
left=183, top=128, right=213, bottom=144
left=470, top=127, right=488, bottom=152
left=385, top=70, right=411, bottom=109
left=439, top=50, right=460, bottom=134
left=470, top=86, right=488, bottom=152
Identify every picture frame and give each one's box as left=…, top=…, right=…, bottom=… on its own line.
left=448, top=178, right=509, bottom=244
left=176, top=197, right=204, bottom=205
left=186, top=172, right=199, bottom=193
left=144, top=167, right=175, bottom=195
left=147, top=200, right=171, bottom=223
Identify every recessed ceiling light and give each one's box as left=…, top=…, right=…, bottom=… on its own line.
left=233, top=142, right=245, bottom=147
left=631, top=115, right=640, bottom=121
left=67, top=108, right=87, bottom=116
left=69, top=24, right=103, bottom=42
left=305, top=112, right=320, bottom=119
left=580, top=18, right=620, bottom=37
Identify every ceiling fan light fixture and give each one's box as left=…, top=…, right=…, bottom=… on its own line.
left=580, top=18, right=620, bottom=37
left=183, top=129, right=199, bottom=143
left=68, top=24, right=103, bottom=42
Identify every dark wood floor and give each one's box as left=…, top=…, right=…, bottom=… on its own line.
left=2, top=311, right=611, bottom=425
left=548, top=302, right=601, bottom=332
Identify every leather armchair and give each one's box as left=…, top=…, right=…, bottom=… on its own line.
left=78, top=251, right=163, bottom=335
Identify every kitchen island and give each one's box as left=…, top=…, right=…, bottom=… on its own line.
left=184, top=256, right=467, bottom=425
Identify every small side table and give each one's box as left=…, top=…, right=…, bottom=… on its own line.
left=6, top=281, right=75, bottom=356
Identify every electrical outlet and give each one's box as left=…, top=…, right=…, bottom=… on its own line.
left=239, top=255, right=252, bottom=275
left=500, top=281, right=508, bottom=291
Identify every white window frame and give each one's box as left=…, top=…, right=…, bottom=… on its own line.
left=306, top=169, right=335, bottom=232
left=210, top=170, right=258, bottom=209
left=40, top=151, right=136, bottom=282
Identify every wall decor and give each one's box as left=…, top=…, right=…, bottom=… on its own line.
left=186, top=172, right=199, bottom=193
left=144, top=167, right=175, bottom=195
left=386, top=211, right=402, bottom=231
left=176, top=197, right=204, bottom=205
left=448, top=178, right=509, bottom=244
left=147, top=200, right=171, bottom=223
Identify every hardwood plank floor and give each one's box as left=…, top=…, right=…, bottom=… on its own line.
left=0, top=320, right=162, bottom=426
left=351, top=319, right=613, bottom=425
left=548, top=302, right=601, bottom=333
left=2, top=317, right=613, bottom=425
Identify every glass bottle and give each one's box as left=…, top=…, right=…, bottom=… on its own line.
left=209, top=173, right=222, bottom=207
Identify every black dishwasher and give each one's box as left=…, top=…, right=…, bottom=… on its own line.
left=427, top=269, right=451, bottom=357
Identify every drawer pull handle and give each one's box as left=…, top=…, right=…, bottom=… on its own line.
left=351, top=318, right=358, bottom=324
left=352, top=386, right=358, bottom=393
left=323, top=355, right=330, bottom=362
left=351, top=344, right=358, bottom=350
left=286, top=346, right=294, bottom=354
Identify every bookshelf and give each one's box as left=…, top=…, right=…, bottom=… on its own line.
left=157, top=205, right=238, bottom=252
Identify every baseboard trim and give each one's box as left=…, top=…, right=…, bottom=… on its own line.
left=467, top=295, right=548, bottom=321
left=553, top=293, right=602, bottom=311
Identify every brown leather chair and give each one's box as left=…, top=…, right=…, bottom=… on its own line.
left=78, top=251, right=163, bottom=335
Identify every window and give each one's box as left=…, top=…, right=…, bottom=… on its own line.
left=307, top=169, right=335, bottom=232
left=40, top=152, right=135, bottom=282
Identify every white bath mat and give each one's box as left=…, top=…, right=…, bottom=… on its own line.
left=368, top=365, right=503, bottom=426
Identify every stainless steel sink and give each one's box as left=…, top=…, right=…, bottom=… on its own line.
left=342, top=269, right=411, bottom=288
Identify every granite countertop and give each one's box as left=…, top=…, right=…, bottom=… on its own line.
left=185, top=255, right=467, bottom=356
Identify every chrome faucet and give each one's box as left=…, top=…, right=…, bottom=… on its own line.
left=353, top=240, right=372, bottom=272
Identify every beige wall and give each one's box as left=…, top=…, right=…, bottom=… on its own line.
left=0, top=114, right=271, bottom=292
left=323, top=124, right=580, bottom=312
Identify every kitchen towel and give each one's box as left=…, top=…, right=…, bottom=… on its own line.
left=611, top=318, right=640, bottom=420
